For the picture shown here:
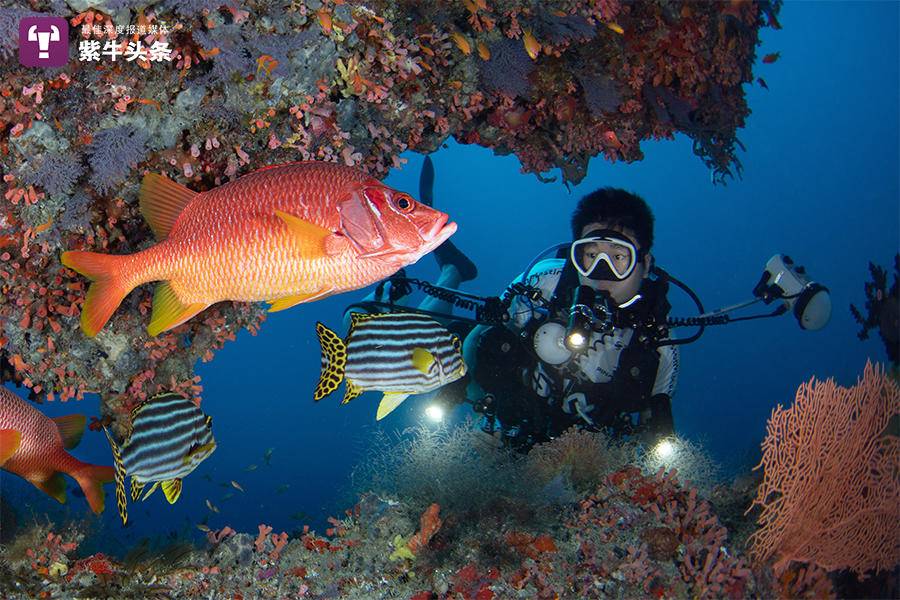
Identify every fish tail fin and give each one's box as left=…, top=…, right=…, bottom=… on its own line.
left=314, top=322, right=347, bottom=401
left=72, top=463, right=116, bottom=515
left=61, top=251, right=136, bottom=337
left=103, top=426, right=129, bottom=525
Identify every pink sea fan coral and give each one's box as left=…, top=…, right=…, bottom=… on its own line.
left=748, top=361, right=900, bottom=577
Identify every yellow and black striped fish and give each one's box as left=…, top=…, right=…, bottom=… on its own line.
left=103, top=392, right=216, bottom=525
left=314, top=312, right=467, bottom=420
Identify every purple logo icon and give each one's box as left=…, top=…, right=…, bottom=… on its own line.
left=18, top=17, right=69, bottom=67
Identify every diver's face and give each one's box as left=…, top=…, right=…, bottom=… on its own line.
left=577, top=222, right=650, bottom=306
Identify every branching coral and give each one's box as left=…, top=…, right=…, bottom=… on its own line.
left=86, top=125, right=150, bottom=194
left=748, top=361, right=900, bottom=578
left=0, top=0, right=778, bottom=422
left=850, top=255, right=899, bottom=365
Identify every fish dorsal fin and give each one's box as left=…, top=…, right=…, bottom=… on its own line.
left=273, top=210, right=333, bottom=258
left=102, top=426, right=129, bottom=525
left=0, top=430, right=22, bottom=466
left=142, top=481, right=160, bottom=501
left=130, top=477, right=145, bottom=502
left=411, top=347, right=435, bottom=375
left=314, top=322, right=347, bottom=401
left=129, top=401, right=147, bottom=425
left=52, top=414, right=86, bottom=450
left=348, top=311, right=376, bottom=333
left=376, top=392, right=410, bottom=421
left=249, top=161, right=313, bottom=175
left=343, top=379, right=363, bottom=405
left=162, top=479, right=182, bottom=504
left=139, top=173, right=199, bottom=240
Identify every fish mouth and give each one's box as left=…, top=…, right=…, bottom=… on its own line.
left=424, top=213, right=456, bottom=245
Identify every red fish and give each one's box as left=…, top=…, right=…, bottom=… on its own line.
left=0, top=387, right=114, bottom=514
left=62, top=161, right=457, bottom=337
left=762, top=52, right=780, bottom=64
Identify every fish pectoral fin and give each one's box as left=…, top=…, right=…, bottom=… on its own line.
left=411, top=347, right=436, bottom=375
left=139, top=173, right=199, bottom=241
left=376, top=393, right=410, bottom=421
left=274, top=210, right=332, bottom=258
left=268, top=287, right=334, bottom=313
left=51, top=414, right=87, bottom=450
left=342, top=379, right=364, bottom=404
left=314, top=322, right=347, bottom=401
left=148, top=282, right=208, bottom=337
left=184, top=441, right=217, bottom=464
left=130, top=477, right=145, bottom=502
left=142, top=482, right=160, bottom=501
left=162, top=479, right=182, bottom=504
left=0, top=430, right=22, bottom=466
left=33, top=472, right=67, bottom=505
left=103, top=426, right=129, bottom=525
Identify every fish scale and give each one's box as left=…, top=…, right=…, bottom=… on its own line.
left=61, top=161, right=456, bottom=337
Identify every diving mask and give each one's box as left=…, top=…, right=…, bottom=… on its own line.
left=570, top=229, right=640, bottom=281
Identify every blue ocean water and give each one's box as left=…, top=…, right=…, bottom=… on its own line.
left=5, top=1, right=898, bottom=552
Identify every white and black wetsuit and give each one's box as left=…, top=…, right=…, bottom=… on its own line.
left=500, top=258, right=679, bottom=441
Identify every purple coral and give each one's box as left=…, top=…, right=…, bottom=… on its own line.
left=24, top=151, right=84, bottom=196
left=534, top=13, right=596, bottom=45
left=86, top=125, right=149, bottom=194
left=479, top=39, right=535, bottom=99
left=0, top=7, right=42, bottom=60
left=193, top=25, right=253, bottom=84
left=578, top=72, right=622, bottom=115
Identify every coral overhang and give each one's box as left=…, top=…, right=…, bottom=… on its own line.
left=0, top=0, right=779, bottom=418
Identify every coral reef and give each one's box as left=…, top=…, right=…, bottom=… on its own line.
left=1, top=0, right=778, bottom=422
left=851, top=254, right=900, bottom=366
left=0, top=422, right=847, bottom=599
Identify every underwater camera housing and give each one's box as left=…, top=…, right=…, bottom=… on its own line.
left=531, top=285, right=615, bottom=365
left=753, top=254, right=831, bottom=330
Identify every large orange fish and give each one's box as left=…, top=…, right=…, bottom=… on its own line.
left=62, top=161, right=457, bottom=337
left=0, top=387, right=114, bottom=514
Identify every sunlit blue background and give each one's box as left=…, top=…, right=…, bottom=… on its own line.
left=4, top=1, right=897, bottom=552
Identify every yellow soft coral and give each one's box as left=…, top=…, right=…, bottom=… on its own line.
left=389, top=534, right=415, bottom=561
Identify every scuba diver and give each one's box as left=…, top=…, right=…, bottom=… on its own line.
left=341, top=162, right=832, bottom=453
left=463, top=188, right=677, bottom=450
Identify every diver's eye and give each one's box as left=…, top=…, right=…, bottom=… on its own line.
left=394, top=194, right=414, bottom=213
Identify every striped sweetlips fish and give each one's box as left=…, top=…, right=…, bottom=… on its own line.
left=103, top=392, right=216, bottom=525
left=314, top=312, right=467, bottom=420
left=61, top=161, right=457, bottom=337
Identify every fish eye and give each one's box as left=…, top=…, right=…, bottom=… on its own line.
left=394, top=194, right=414, bottom=213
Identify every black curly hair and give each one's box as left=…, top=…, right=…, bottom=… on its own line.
left=570, top=187, right=655, bottom=252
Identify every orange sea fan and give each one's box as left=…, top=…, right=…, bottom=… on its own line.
left=748, top=361, right=900, bottom=578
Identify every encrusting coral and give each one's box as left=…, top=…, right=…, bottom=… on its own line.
left=1, top=0, right=779, bottom=421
